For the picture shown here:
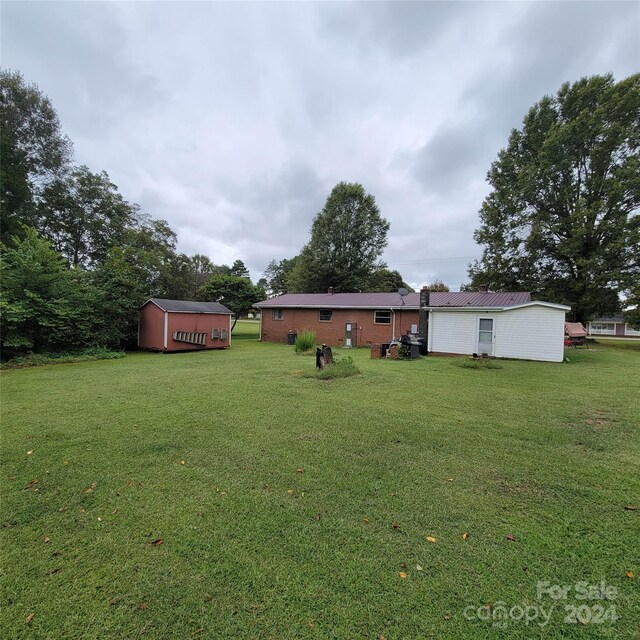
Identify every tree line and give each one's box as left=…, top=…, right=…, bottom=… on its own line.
left=0, top=70, right=266, bottom=357
left=2, top=69, right=638, bottom=360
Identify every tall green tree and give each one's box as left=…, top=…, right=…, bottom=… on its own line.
left=37, top=166, right=138, bottom=268
left=0, top=227, right=100, bottom=356
left=0, top=70, right=73, bottom=241
left=424, top=280, right=450, bottom=292
left=469, top=74, right=640, bottom=322
left=229, top=259, right=250, bottom=279
left=288, top=182, right=390, bottom=293
left=624, top=285, right=640, bottom=330
left=363, top=268, right=413, bottom=292
left=262, top=257, right=299, bottom=296
left=93, top=219, right=191, bottom=347
left=198, top=274, right=261, bottom=331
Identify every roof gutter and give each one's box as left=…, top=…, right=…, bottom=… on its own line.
left=424, top=301, right=571, bottom=312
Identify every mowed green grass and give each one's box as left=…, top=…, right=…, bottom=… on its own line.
left=1, top=324, right=639, bottom=639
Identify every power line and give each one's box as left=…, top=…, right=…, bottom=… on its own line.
left=386, top=256, right=477, bottom=265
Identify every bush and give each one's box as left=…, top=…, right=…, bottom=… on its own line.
left=303, top=355, right=360, bottom=380
left=1, top=347, right=125, bottom=369
left=294, top=330, right=317, bottom=354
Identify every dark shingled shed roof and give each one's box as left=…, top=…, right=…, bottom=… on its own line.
left=144, top=298, right=232, bottom=314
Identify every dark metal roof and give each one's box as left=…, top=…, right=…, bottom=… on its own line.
left=254, top=290, right=530, bottom=309
left=254, top=292, right=420, bottom=309
left=427, top=291, right=531, bottom=307
left=144, top=298, right=232, bottom=314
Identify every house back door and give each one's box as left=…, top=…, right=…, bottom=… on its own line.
left=345, top=323, right=356, bottom=347
left=478, top=318, right=494, bottom=355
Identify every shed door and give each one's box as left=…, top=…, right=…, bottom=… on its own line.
left=477, top=318, right=495, bottom=355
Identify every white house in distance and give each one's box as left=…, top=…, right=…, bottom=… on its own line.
left=423, top=290, right=570, bottom=363
left=587, top=314, right=640, bottom=338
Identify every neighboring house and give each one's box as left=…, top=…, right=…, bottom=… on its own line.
left=138, top=298, right=232, bottom=352
left=422, top=289, right=569, bottom=363
left=254, top=290, right=420, bottom=347
left=587, top=315, right=640, bottom=338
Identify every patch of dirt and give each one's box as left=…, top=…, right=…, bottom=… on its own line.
left=582, top=408, right=617, bottom=429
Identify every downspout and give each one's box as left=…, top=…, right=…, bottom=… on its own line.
left=258, top=307, right=262, bottom=341
left=419, top=287, right=430, bottom=355
left=391, top=308, right=396, bottom=341
left=228, top=314, right=232, bottom=347
left=427, top=310, right=433, bottom=352
left=163, top=312, right=168, bottom=351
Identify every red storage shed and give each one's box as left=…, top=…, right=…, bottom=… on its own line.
left=138, top=298, right=232, bottom=352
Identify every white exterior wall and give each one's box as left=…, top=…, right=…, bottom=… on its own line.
left=494, top=306, right=565, bottom=362
left=430, top=305, right=566, bottom=362
left=429, top=311, right=478, bottom=355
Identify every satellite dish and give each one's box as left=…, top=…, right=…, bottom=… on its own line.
left=398, top=288, right=409, bottom=296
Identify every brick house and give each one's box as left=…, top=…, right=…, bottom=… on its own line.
left=256, top=288, right=570, bottom=362
left=254, top=291, right=420, bottom=347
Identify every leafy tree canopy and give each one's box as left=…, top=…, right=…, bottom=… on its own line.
left=288, top=182, right=390, bottom=293
left=363, top=268, right=413, bottom=292
left=624, top=285, right=640, bottom=329
left=0, top=227, right=101, bottom=356
left=469, top=73, right=640, bottom=322
left=230, top=259, right=250, bottom=278
left=262, top=257, right=299, bottom=297
left=198, top=274, right=262, bottom=331
left=1, top=70, right=73, bottom=241
left=37, top=165, right=138, bottom=268
left=424, top=280, right=450, bottom=292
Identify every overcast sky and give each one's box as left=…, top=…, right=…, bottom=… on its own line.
left=2, top=1, right=638, bottom=289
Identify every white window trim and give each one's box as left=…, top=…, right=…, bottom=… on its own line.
left=272, top=309, right=284, bottom=321
left=374, top=310, right=392, bottom=325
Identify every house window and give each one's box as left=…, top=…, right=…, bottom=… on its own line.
left=272, top=309, right=284, bottom=320
left=319, top=309, right=333, bottom=322
left=374, top=310, right=391, bottom=324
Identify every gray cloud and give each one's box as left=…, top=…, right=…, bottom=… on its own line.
left=1, top=1, right=636, bottom=289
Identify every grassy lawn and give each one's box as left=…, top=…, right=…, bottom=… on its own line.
left=1, top=325, right=639, bottom=639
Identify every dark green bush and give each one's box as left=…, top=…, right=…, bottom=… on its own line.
left=1, top=348, right=125, bottom=369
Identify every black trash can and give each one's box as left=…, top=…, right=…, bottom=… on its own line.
left=287, top=331, right=297, bottom=345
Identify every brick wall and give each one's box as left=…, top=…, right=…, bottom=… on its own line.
left=260, top=308, right=420, bottom=346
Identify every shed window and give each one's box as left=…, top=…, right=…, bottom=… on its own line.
left=319, top=309, right=333, bottom=322
left=374, top=310, right=391, bottom=324
left=272, top=309, right=284, bottom=320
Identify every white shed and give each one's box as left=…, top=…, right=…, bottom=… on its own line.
left=426, top=301, right=570, bottom=363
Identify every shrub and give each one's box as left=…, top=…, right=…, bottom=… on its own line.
left=1, top=348, right=125, bottom=369
left=294, top=330, right=317, bottom=354
left=303, top=355, right=360, bottom=380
